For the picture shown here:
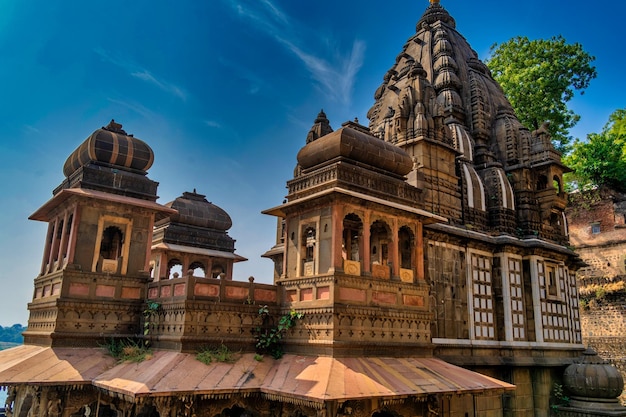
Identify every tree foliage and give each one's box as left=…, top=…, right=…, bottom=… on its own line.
left=486, top=35, right=596, bottom=153
left=564, top=109, right=626, bottom=192
left=0, top=324, right=26, bottom=345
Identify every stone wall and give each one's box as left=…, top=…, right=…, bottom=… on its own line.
left=567, top=187, right=626, bottom=403
left=580, top=295, right=626, bottom=376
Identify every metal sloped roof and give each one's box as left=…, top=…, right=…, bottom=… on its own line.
left=93, top=352, right=514, bottom=405
left=0, top=347, right=514, bottom=407
left=0, top=346, right=115, bottom=387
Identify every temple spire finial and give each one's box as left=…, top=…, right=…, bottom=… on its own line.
left=430, top=0, right=440, bottom=4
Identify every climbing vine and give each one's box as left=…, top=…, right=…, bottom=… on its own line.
left=254, top=305, right=303, bottom=359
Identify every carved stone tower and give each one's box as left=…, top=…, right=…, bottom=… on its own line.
left=263, top=118, right=445, bottom=356
left=23, top=120, right=174, bottom=346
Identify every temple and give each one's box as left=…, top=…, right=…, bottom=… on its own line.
left=1, top=2, right=624, bottom=417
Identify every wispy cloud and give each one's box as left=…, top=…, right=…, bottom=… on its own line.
left=204, top=120, right=222, bottom=128
left=106, top=97, right=156, bottom=120
left=218, top=57, right=266, bottom=95
left=224, top=0, right=365, bottom=105
left=94, top=48, right=187, bottom=101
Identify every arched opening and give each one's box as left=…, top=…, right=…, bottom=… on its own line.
left=342, top=213, right=363, bottom=262
left=53, top=219, right=64, bottom=261
left=213, top=405, right=256, bottom=417
left=167, top=259, right=183, bottom=279
left=399, top=226, right=414, bottom=269
left=189, top=261, right=206, bottom=277
left=212, top=264, right=225, bottom=278
left=372, top=410, right=401, bottom=417
left=553, top=175, right=562, bottom=194
left=370, top=220, right=390, bottom=266
left=536, top=174, right=548, bottom=190
left=370, top=220, right=391, bottom=279
left=301, top=226, right=316, bottom=276
left=100, top=226, right=123, bottom=260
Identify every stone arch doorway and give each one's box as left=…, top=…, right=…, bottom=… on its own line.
left=372, top=410, right=402, bottom=417
left=213, top=405, right=257, bottom=417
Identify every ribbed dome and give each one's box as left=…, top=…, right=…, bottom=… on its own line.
left=63, top=120, right=154, bottom=177
left=165, top=191, right=232, bottom=231
left=297, top=125, right=413, bottom=176
left=563, top=347, right=624, bottom=400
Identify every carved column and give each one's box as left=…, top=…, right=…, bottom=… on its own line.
left=363, top=211, right=371, bottom=274
left=65, top=204, right=80, bottom=266
left=391, top=218, right=400, bottom=278
left=331, top=204, right=344, bottom=273
left=57, top=210, right=70, bottom=270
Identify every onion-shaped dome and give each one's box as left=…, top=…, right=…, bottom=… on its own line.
left=461, top=163, right=486, bottom=211
left=563, top=347, right=624, bottom=400
left=297, top=125, right=414, bottom=176
left=165, top=191, right=232, bottom=231
left=480, top=167, right=515, bottom=210
left=63, top=120, right=154, bottom=177
left=449, top=123, right=475, bottom=160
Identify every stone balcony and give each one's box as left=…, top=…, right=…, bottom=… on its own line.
left=146, top=274, right=279, bottom=352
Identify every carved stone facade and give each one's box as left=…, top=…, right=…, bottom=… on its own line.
left=1, top=3, right=616, bottom=417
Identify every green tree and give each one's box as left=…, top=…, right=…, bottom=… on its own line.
left=486, top=35, right=596, bottom=154
left=564, top=109, right=626, bottom=192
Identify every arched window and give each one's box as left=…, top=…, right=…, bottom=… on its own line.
left=536, top=175, right=548, bottom=190
left=212, top=264, right=225, bottom=278
left=301, top=226, right=316, bottom=276
left=167, top=259, right=183, bottom=279
left=553, top=175, right=562, bottom=194
left=100, top=226, right=123, bottom=260
left=342, top=213, right=363, bottom=261
left=370, top=220, right=390, bottom=266
left=399, top=226, right=414, bottom=269
left=213, top=406, right=255, bottom=417
left=189, top=261, right=206, bottom=277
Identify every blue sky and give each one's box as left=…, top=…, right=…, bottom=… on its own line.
left=0, top=0, right=624, bottom=326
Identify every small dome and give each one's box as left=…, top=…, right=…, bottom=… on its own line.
left=63, top=120, right=154, bottom=177
left=563, top=347, right=624, bottom=400
left=297, top=125, right=413, bottom=176
left=165, top=191, right=232, bottom=231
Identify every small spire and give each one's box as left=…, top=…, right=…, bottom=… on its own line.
left=430, top=0, right=440, bottom=4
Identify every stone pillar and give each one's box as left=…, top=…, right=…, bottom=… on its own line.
left=363, top=211, right=371, bottom=274
left=500, top=254, right=514, bottom=342
left=57, top=210, right=70, bottom=270
left=47, top=218, right=60, bottom=274
left=65, top=205, right=80, bottom=266
left=416, top=221, right=424, bottom=281
left=391, top=218, right=399, bottom=278
left=528, top=255, right=544, bottom=343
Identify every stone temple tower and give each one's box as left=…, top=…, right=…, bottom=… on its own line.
left=23, top=120, right=174, bottom=346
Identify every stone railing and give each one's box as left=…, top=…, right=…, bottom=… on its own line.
left=147, top=275, right=278, bottom=305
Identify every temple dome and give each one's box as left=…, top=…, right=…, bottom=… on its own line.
left=297, top=124, right=413, bottom=176
left=63, top=120, right=154, bottom=177
left=164, top=191, right=232, bottom=231
left=563, top=347, right=624, bottom=400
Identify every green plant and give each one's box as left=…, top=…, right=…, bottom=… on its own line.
left=196, top=344, right=237, bottom=365
left=142, top=301, right=161, bottom=345
left=550, top=383, right=570, bottom=414
left=255, top=306, right=304, bottom=359
left=254, top=354, right=264, bottom=362
left=102, top=338, right=152, bottom=362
